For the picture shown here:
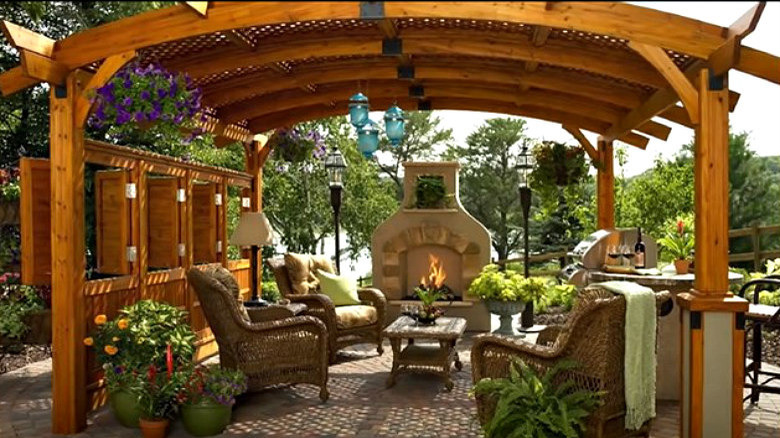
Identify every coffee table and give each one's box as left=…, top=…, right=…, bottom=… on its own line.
left=382, top=316, right=467, bottom=391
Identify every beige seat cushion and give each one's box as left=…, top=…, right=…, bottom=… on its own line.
left=284, top=253, right=317, bottom=295
left=334, top=305, right=378, bottom=330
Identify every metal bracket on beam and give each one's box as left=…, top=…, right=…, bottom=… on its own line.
left=397, top=65, right=415, bottom=79
left=54, top=84, right=67, bottom=98
left=708, top=68, right=726, bottom=91
left=382, top=38, right=402, bottom=56
left=418, top=100, right=432, bottom=111
left=736, top=312, right=745, bottom=330
left=360, top=2, right=384, bottom=19
left=409, top=85, right=424, bottom=98
left=690, top=311, right=702, bottom=330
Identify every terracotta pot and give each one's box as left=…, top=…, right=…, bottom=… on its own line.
left=139, top=418, right=169, bottom=438
left=674, top=259, right=691, bottom=275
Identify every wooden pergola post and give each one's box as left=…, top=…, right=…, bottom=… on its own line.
left=596, top=137, right=615, bottom=229
left=677, top=69, right=748, bottom=438
left=50, top=71, right=87, bottom=434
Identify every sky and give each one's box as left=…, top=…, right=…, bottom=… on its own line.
left=424, top=2, right=780, bottom=177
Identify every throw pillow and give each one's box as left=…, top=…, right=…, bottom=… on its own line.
left=316, top=269, right=361, bottom=306
left=284, top=253, right=316, bottom=295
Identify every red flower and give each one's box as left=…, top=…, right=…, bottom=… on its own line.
left=166, top=344, right=173, bottom=379
left=677, top=220, right=685, bottom=236
left=148, top=364, right=157, bottom=383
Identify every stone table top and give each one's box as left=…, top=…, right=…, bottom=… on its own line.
left=383, top=316, right=466, bottom=340
left=588, top=270, right=743, bottom=289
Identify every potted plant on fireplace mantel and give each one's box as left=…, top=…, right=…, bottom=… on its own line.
left=468, top=264, right=547, bottom=335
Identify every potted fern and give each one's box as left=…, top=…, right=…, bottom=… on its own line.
left=471, top=359, right=602, bottom=438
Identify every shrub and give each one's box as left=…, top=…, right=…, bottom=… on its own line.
left=0, top=280, right=45, bottom=340
left=471, top=359, right=602, bottom=438
left=261, top=281, right=281, bottom=303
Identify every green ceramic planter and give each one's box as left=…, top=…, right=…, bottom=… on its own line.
left=181, top=401, right=233, bottom=436
left=109, top=388, right=142, bottom=428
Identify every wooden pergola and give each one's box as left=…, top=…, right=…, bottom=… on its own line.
left=1, top=2, right=778, bottom=437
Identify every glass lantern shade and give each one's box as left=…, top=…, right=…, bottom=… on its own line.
left=384, top=105, right=405, bottom=146
left=357, top=120, right=380, bottom=158
left=348, top=92, right=370, bottom=128
left=324, top=148, right=347, bottom=187
left=518, top=146, right=534, bottom=188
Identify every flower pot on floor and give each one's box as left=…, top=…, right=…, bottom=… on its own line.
left=486, top=300, right=525, bottom=336
left=139, top=418, right=170, bottom=438
left=181, top=401, right=233, bottom=436
left=674, top=259, right=691, bottom=275
left=110, top=388, right=142, bottom=428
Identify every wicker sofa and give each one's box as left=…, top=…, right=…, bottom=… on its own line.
left=267, top=256, right=387, bottom=362
left=187, top=266, right=330, bottom=401
left=471, top=285, right=672, bottom=438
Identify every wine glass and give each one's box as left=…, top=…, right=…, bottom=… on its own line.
left=622, top=244, right=636, bottom=267
left=607, top=245, right=621, bottom=266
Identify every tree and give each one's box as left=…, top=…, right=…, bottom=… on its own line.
left=444, top=117, right=530, bottom=261
left=376, top=111, right=454, bottom=198
left=262, top=116, right=398, bottom=260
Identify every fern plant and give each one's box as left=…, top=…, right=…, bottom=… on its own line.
left=471, top=359, right=602, bottom=438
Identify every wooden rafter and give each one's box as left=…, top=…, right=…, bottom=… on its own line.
left=19, top=50, right=68, bottom=85
left=0, top=66, right=39, bottom=96
left=1, top=20, right=55, bottom=56
left=709, top=2, right=766, bottom=76
left=562, top=125, right=600, bottom=163
left=524, top=25, right=551, bottom=73
left=202, top=59, right=648, bottom=110
left=245, top=96, right=650, bottom=149
left=223, top=29, right=255, bottom=51
left=167, top=33, right=667, bottom=88
left=217, top=79, right=669, bottom=141
left=629, top=40, right=699, bottom=123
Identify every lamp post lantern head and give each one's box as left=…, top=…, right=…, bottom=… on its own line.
left=324, top=147, right=348, bottom=187
left=357, top=119, right=380, bottom=158
left=348, top=92, right=370, bottom=128
left=383, top=104, right=405, bottom=147
left=518, top=144, right=534, bottom=188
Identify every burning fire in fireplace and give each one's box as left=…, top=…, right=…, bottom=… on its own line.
left=420, top=254, right=447, bottom=290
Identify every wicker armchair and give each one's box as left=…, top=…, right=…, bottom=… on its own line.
left=267, top=257, right=387, bottom=362
left=187, top=267, right=330, bottom=401
left=471, top=286, right=672, bottom=438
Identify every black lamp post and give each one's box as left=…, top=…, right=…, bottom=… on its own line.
left=324, top=147, right=347, bottom=273
left=518, top=145, right=543, bottom=332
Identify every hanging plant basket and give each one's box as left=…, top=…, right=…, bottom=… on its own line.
left=268, top=126, right=326, bottom=163
left=0, top=200, right=20, bottom=225
left=530, top=141, right=587, bottom=188
left=0, top=309, right=52, bottom=346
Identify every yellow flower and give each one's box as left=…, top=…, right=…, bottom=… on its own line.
left=117, top=319, right=129, bottom=330
left=112, top=337, right=120, bottom=342
left=83, top=337, right=94, bottom=347
left=104, top=345, right=118, bottom=356
left=94, top=314, right=107, bottom=325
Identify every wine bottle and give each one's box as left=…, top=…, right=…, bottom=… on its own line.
left=634, top=227, right=646, bottom=268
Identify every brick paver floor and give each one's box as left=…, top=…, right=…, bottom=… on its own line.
left=1, top=335, right=779, bottom=437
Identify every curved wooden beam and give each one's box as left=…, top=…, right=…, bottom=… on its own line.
left=202, top=58, right=648, bottom=109
left=220, top=79, right=672, bottom=140
left=245, top=96, right=650, bottom=149
left=170, top=31, right=667, bottom=88
left=44, top=2, right=733, bottom=70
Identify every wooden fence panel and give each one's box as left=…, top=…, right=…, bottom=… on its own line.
left=192, top=182, right=217, bottom=264
left=19, top=158, right=52, bottom=285
left=147, top=177, right=180, bottom=269
left=94, top=170, right=130, bottom=275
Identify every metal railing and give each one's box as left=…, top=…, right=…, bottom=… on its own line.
left=493, top=251, right=570, bottom=276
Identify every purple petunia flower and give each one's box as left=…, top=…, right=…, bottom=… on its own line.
left=140, top=90, right=150, bottom=100
left=134, top=111, right=145, bottom=122
left=174, top=113, right=184, bottom=124
left=122, top=97, right=133, bottom=107
left=148, top=108, right=160, bottom=121
left=169, top=81, right=178, bottom=97
left=116, top=109, right=131, bottom=124
left=123, top=78, right=133, bottom=89
left=157, top=88, right=167, bottom=99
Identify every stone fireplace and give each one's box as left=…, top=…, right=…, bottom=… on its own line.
left=371, top=162, right=491, bottom=330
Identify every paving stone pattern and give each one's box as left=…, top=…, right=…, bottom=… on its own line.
left=1, top=336, right=779, bottom=437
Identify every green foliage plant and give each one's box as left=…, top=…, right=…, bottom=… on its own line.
left=468, top=265, right=548, bottom=303
left=261, top=280, right=281, bottom=303
left=530, top=141, right=587, bottom=191
left=85, top=300, right=196, bottom=374
left=413, top=175, right=449, bottom=209
left=657, top=219, right=694, bottom=261
left=0, top=168, right=20, bottom=201
left=545, top=283, right=578, bottom=311
left=0, top=277, right=45, bottom=340
left=178, top=365, right=248, bottom=406
left=133, top=363, right=188, bottom=420
left=471, top=359, right=602, bottom=438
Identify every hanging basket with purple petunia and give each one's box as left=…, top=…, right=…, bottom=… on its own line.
left=268, top=126, right=327, bottom=164
left=88, top=62, right=204, bottom=140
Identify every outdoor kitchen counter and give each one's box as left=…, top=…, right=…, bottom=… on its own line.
left=588, top=270, right=744, bottom=401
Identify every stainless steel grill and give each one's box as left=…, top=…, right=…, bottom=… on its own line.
left=560, top=228, right=658, bottom=288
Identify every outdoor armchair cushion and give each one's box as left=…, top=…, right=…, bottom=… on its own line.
left=284, top=252, right=316, bottom=294
left=317, top=269, right=361, bottom=306
left=334, top=305, right=378, bottom=330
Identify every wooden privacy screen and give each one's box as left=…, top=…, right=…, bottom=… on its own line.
left=19, top=158, right=52, bottom=285
left=147, top=177, right=181, bottom=269
left=192, top=182, right=217, bottom=264
left=94, top=170, right=130, bottom=275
